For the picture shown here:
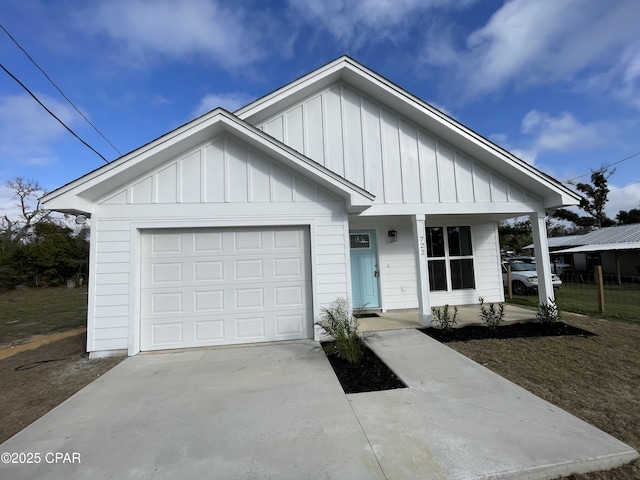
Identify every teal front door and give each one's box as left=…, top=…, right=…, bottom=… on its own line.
left=350, top=230, right=380, bottom=308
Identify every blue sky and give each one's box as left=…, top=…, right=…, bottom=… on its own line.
left=1, top=0, right=639, bottom=220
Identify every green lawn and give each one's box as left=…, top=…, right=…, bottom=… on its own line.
left=508, top=281, right=640, bottom=324
left=0, top=286, right=88, bottom=345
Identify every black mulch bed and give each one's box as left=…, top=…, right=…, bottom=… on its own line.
left=321, top=342, right=407, bottom=394
left=419, top=321, right=596, bottom=343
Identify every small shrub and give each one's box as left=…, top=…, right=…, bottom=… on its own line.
left=536, top=298, right=560, bottom=323
left=432, top=304, right=458, bottom=332
left=478, top=296, right=505, bottom=330
left=315, top=298, right=376, bottom=364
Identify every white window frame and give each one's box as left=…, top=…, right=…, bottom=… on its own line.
left=426, top=226, right=475, bottom=291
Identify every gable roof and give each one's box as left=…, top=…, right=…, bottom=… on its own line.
left=41, top=108, right=374, bottom=214
left=236, top=56, right=581, bottom=210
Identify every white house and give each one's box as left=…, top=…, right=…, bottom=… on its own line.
left=42, top=56, right=581, bottom=357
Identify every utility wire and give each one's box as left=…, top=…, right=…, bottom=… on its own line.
left=609, top=178, right=640, bottom=192
left=1, top=63, right=109, bottom=164
left=564, top=150, right=640, bottom=183
left=1, top=24, right=122, bottom=156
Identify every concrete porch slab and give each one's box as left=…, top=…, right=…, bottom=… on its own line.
left=359, top=304, right=537, bottom=331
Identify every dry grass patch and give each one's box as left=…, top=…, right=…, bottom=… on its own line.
left=0, top=332, right=123, bottom=443
left=448, top=313, right=640, bottom=480
left=1, top=286, right=89, bottom=345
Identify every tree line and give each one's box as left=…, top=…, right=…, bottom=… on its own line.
left=1, top=178, right=89, bottom=290
left=500, top=167, right=640, bottom=253
left=1, top=168, right=638, bottom=288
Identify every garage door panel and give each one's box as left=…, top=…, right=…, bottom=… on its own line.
left=151, top=292, right=183, bottom=314
left=273, top=257, right=303, bottom=278
left=276, top=314, right=305, bottom=335
left=149, top=262, right=183, bottom=284
left=193, top=290, right=224, bottom=312
left=233, top=230, right=263, bottom=251
left=274, top=229, right=304, bottom=250
left=234, top=287, right=265, bottom=309
left=194, top=319, right=224, bottom=342
left=275, top=285, right=305, bottom=307
left=141, top=226, right=311, bottom=351
left=152, top=233, right=182, bottom=254
left=194, top=260, right=223, bottom=282
left=150, top=322, right=183, bottom=346
left=236, top=316, right=266, bottom=339
left=193, top=231, right=223, bottom=252
left=234, top=259, right=264, bottom=280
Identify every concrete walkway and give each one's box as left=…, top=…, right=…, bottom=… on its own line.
left=1, top=330, right=636, bottom=479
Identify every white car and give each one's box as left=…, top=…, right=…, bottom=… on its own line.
left=502, top=262, right=562, bottom=295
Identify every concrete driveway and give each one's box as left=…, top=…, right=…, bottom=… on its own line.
left=1, top=329, right=637, bottom=479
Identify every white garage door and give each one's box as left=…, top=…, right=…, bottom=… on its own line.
left=140, top=226, right=311, bottom=351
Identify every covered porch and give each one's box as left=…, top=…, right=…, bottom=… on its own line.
left=357, top=303, right=538, bottom=332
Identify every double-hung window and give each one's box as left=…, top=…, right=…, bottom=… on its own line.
left=426, top=226, right=475, bottom=291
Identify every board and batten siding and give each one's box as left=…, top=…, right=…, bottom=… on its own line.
left=349, top=216, right=417, bottom=310
left=87, top=134, right=351, bottom=354
left=257, top=83, right=541, bottom=207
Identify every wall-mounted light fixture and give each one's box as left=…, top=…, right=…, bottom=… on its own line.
left=388, top=230, right=397, bottom=243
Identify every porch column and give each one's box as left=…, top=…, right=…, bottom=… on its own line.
left=412, top=214, right=432, bottom=326
left=529, top=211, right=555, bottom=304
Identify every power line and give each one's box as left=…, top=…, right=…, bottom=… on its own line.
left=0, top=24, right=122, bottom=156
left=564, top=150, right=640, bottom=183
left=609, top=179, right=640, bottom=192
left=1, top=63, right=109, bottom=164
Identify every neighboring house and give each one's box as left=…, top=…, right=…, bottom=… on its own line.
left=549, top=223, right=640, bottom=282
left=41, top=56, right=580, bottom=357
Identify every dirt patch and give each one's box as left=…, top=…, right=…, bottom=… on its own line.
left=0, top=327, right=87, bottom=360
left=0, top=332, right=124, bottom=443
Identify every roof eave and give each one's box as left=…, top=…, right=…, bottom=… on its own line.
left=42, top=108, right=374, bottom=212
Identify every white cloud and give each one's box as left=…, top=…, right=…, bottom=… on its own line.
left=0, top=93, right=77, bottom=166
left=520, top=110, right=613, bottom=152
left=509, top=148, right=538, bottom=166
left=191, top=92, right=256, bottom=117
left=76, top=0, right=288, bottom=70
left=422, top=0, right=640, bottom=101
left=0, top=185, right=20, bottom=221
left=287, top=0, right=474, bottom=48
left=587, top=40, right=640, bottom=110
left=607, top=183, right=640, bottom=217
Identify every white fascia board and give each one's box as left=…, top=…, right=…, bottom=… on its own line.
left=359, top=201, right=546, bottom=217
left=345, top=70, right=581, bottom=208
left=235, top=57, right=348, bottom=123
left=41, top=109, right=228, bottom=206
left=42, top=108, right=373, bottom=212
left=342, top=67, right=582, bottom=206
left=43, top=195, right=94, bottom=216
left=544, top=192, right=581, bottom=210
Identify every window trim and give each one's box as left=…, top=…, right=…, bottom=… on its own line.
left=426, top=225, right=476, bottom=291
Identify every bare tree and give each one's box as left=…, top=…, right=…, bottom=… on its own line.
left=1, top=178, right=50, bottom=243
